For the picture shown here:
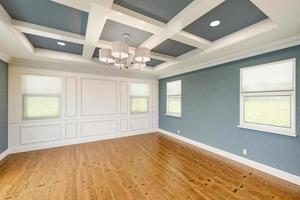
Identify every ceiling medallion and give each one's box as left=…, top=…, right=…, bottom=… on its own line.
left=99, top=33, right=151, bottom=70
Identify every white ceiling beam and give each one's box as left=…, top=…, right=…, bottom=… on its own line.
left=12, top=20, right=86, bottom=45
left=110, top=4, right=166, bottom=34
left=50, top=0, right=212, bottom=49
left=82, top=0, right=113, bottom=59
left=140, top=0, right=224, bottom=49
left=50, top=0, right=90, bottom=12
left=156, top=18, right=278, bottom=72
left=171, top=31, right=212, bottom=49
left=12, top=19, right=176, bottom=62
left=202, top=18, right=278, bottom=54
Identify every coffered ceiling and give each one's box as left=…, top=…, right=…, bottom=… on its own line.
left=0, top=0, right=300, bottom=78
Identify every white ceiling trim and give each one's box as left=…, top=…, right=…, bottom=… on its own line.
left=140, top=0, right=224, bottom=50
left=10, top=58, right=157, bottom=79
left=158, top=34, right=300, bottom=79
left=82, top=0, right=113, bottom=59
left=51, top=0, right=214, bottom=49
left=0, top=49, right=10, bottom=63
left=12, top=19, right=176, bottom=62
left=0, top=0, right=299, bottom=76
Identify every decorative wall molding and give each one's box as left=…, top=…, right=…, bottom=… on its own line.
left=8, top=66, right=159, bottom=152
left=20, top=124, right=62, bottom=144
left=65, top=77, right=77, bottom=117
left=158, top=129, right=300, bottom=186
left=80, top=120, right=118, bottom=137
left=10, top=129, right=156, bottom=154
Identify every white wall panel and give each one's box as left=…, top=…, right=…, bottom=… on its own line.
left=65, top=123, right=77, bottom=139
left=120, top=119, right=128, bottom=132
left=65, top=77, right=77, bottom=117
left=81, top=79, right=117, bottom=116
left=130, top=117, right=151, bottom=131
left=120, top=81, right=128, bottom=114
left=8, top=65, right=158, bottom=152
left=152, top=117, right=158, bottom=128
left=81, top=120, right=117, bottom=137
left=21, top=124, right=61, bottom=144
left=152, top=83, right=158, bottom=113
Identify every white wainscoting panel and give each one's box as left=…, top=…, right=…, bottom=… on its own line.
left=65, top=77, right=77, bottom=117
left=152, top=83, right=158, bottom=113
left=65, top=123, right=77, bottom=139
left=21, top=124, right=61, bottom=144
left=8, top=65, right=158, bottom=153
left=81, top=78, right=117, bottom=116
left=152, top=117, right=158, bottom=128
left=120, top=81, right=128, bottom=114
left=130, top=117, right=151, bottom=131
left=120, top=119, right=128, bottom=132
left=81, top=120, right=117, bottom=137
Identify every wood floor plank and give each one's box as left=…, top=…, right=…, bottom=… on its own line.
left=0, top=133, right=299, bottom=200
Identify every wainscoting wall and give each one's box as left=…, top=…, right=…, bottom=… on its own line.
left=8, top=65, right=158, bottom=153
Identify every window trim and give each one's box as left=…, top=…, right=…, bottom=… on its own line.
left=22, top=94, right=61, bottom=120
left=166, top=80, right=182, bottom=118
left=238, top=58, right=296, bottom=137
left=130, top=96, right=149, bottom=114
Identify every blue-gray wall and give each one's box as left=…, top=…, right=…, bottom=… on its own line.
left=159, top=45, right=300, bottom=176
left=0, top=60, right=8, bottom=154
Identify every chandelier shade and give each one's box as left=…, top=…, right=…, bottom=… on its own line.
left=112, top=41, right=129, bottom=59
left=134, top=47, right=150, bottom=62
left=114, top=59, right=127, bottom=69
left=99, top=49, right=115, bottom=64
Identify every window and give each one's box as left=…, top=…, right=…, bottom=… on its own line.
left=22, top=74, right=61, bottom=120
left=166, top=80, right=181, bottom=117
left=130, top=83, right=149, bottom=113
left=239, top=59, right=296, bottom=136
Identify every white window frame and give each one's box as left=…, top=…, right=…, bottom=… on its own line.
left=166, top=80, right=182, bottom=118
left=130, top=83, right=150, bottom=114
left=238, top=59, right=296, bottom=137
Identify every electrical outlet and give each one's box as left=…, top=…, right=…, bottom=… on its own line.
left=177, top=129, right=180, bottom=134
left=242, top=149, right=247, bottom=155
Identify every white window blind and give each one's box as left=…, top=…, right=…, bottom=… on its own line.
left=239, top=59, right=296, bottom=137
left=166, top=80, right=181, bottom=117
left=241, top=59, right=294, bottom=92
left=130, top=83, right=150, bottom=113
left=22, top=75, right=61, bottom=95
left=167, top=80, right=181, bottom=95
left=130, top=83, right=150, bottom=96
left=22, top=74, right=61, bottom=120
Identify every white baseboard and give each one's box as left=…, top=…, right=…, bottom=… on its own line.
left=0, top=149, right=10, bottom=162
left=158, top=128, right=300, bottom=186
left=9, top=129, right=156, bottom=154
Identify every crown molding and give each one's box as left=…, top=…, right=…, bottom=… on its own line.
left=158, top=34, right=300, bottom=79
left=10, top=58, right=158, bottom=80
left=0, top=50, right=11, bottom=63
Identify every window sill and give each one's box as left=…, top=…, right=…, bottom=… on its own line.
left=165, top=113, right=181, bottom=118
left=237, top=124, right=297, bottom=137
left=131, top=112, right=149, bottom=115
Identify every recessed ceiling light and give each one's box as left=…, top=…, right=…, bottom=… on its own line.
left=57, top=41, right=66, bottom=46
left=210, top=20, right=220, bottom=27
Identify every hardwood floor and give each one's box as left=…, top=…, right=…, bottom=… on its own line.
left=0, top=133, right=299, bottom=200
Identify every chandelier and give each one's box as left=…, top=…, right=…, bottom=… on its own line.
left=99, top=33, right=151, bottom=70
